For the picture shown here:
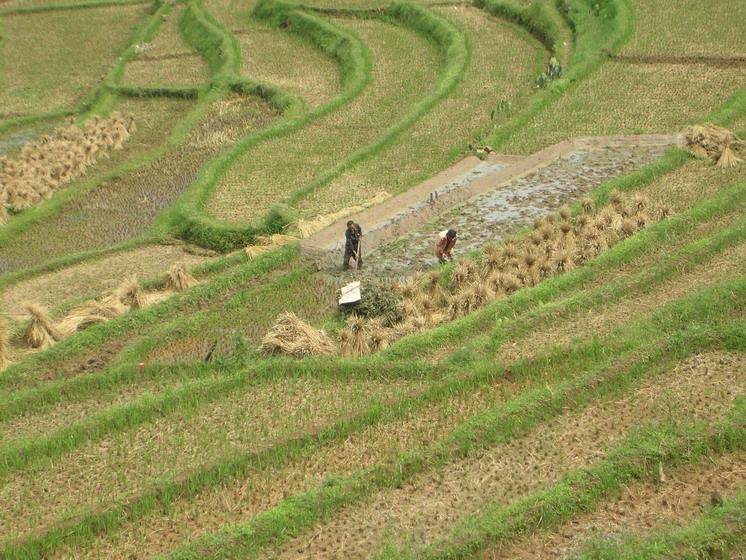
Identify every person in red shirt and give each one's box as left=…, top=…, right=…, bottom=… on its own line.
left=434, top=229, right=457, bottom=264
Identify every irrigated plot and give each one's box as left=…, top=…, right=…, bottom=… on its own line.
left=0, top=374, right=427, bottom=544
left=237, top=21, right=341, bottom=109
left=368, top=145, right=667, bottom=274
left=121, top=4, right=210, bottom=87
left=0, top=5, right=148, bottom=117
left=621, top=0, right=746, bottom=57
left=261, top=351, right=745, bottom=559
left=294, top=5, right=542, bottom=217
left=205, top=16, right=440, bottom=224
left=501, top=62, right=746, bottom=155
left=0, top=94, right=277, bottom=273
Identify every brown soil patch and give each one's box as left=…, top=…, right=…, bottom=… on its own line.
left=0, top=377, right=425, bottom=543
left=52, top=386, right=505, bottom=559
left=481, top=450, right=746, bottom=559
left=0, top=245, right=210, bottom=321
left=262, top=352, right=745, bottom=559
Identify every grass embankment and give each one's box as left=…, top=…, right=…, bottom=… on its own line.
left=373, top=395, right=746, bottom=560
left=5, top=187, right=744, bottom=556
left=294, top=3, right=543, bottom=216
left=0, top=3, right=147, bottom=116
left=146, top=298, right=746, bottom=559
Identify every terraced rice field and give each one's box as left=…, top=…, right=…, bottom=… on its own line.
left=0, top=0, right=745, bottom=558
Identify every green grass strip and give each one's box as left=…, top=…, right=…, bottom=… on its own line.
left=152, top=319, right=743, bottom=560
left=0, top=0, right=148, bottom=16
left=376, top=397, right=746, bottom=560
left=283, top=2, right=469, bottom=206
left=472, top=0, right=561, bottom=55
left=383, top=175, right=746, bottom=359
left=576, top=490, right=746, bottom=559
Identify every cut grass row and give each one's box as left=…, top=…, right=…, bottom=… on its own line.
left=269, top=349, right=744, bottom=559
left=5, top=276, right=744, bottom=558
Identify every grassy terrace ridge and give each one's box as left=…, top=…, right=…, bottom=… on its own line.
left=4, top=320, right=739, bottom=558
left=374, top=398, right=746, bottom=560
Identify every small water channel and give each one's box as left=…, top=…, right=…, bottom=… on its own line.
left=365, top=144, right=668, bottom=276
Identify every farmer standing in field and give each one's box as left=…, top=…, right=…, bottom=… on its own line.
left=434, top=229, right=457, bottom=264
left=343, top=220, right=363, bottom=270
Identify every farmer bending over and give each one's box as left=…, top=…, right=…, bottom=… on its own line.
left=434, top=229, right=457, bottom=264
left=343, top=220, right=363, bottom=270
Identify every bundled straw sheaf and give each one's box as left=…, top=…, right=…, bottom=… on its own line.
left=683, top=123, right=744, bottom=168
left=0, top=318, right=10, bottom=371
left=260, top=311, right=336, bottom=357
left=0, top=113, right=135, bottom=217
left=165, top=263, right=197, bottom=292
left=23, top=303, right=63, bottom=349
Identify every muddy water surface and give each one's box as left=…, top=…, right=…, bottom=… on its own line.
left=367, top=145, right=668, bottom=275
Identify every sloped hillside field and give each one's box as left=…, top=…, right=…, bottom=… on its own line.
left=0, top=0, right=744, bottom=558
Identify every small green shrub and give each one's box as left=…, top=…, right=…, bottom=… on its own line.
left=342, top=282, right=402, bottom=327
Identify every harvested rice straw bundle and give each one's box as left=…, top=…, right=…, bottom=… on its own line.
left=165, top=262, right=197, bottom=292
left=452, top=259, right=478, bottom=285
left=683, top=123, right=743, bottom=162
left=339, top=315, right=371, bottom=357
left=260, top=311, right=335, bottom=357
left=717, top=142, right=742, bottom=168
left=56, top=310, right=107, bottom=337
left=367, top=318, right=391, bottom=352
left=0, top=318, right=10, bottom=371
left=23, top=303, right=63, bottom=349
left=117, top=276, right=147, bottom=310
left=481, top=243, right=502, bottom=275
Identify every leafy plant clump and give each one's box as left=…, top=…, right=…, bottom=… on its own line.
left=535, top=57, right=563, bottom=88
left=342, top=281, right=403, bottom=327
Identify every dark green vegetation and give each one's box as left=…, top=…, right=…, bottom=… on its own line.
left=0, top=0, right=744, bottom=558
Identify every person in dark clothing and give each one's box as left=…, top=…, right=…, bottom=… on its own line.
left=343, top=220, right=363, bottom=270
